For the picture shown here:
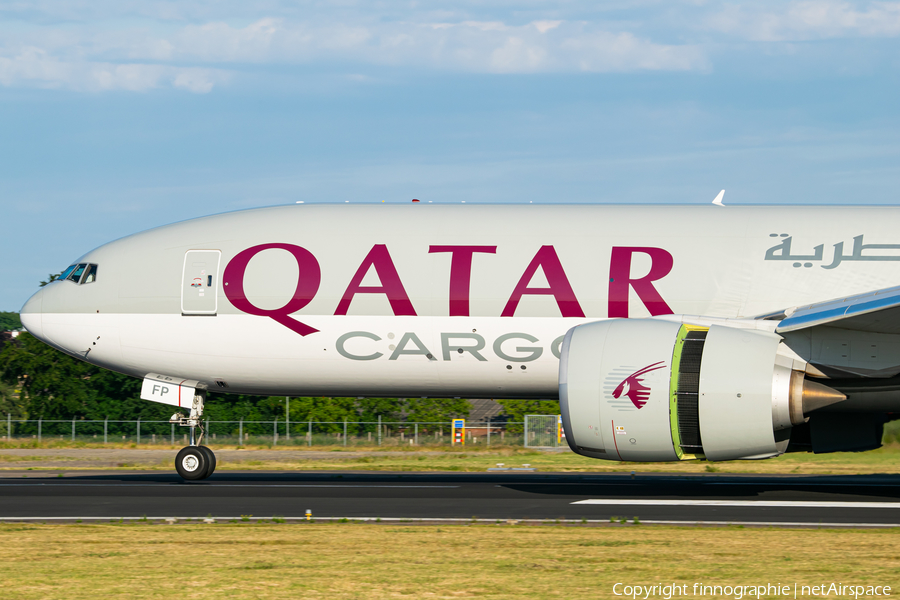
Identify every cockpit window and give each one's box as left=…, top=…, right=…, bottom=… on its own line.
left=60, top=263, right=98, bottom=285
left=59, top=265, right=77, bottom=281
left=82, top=264, right=98, bottom=284
left=68, top=264, right=87, bottom=283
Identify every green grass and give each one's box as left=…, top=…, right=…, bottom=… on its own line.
left=0, top=523, right=895, bottom=599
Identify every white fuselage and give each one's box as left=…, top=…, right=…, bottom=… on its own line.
left=20, top=204, right=900, bottom=397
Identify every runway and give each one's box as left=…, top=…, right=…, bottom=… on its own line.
left=1, top=471, right=899, bottom=526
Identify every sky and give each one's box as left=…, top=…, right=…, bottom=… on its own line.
left=2, top=0, right=900, bottom=310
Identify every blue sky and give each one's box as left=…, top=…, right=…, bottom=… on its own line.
left=2, top=1, right=900, bottom=310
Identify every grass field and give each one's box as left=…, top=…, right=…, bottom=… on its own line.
left=1, top=443, right=900, bottom=475
left=0, top=522, right=896, bottom=599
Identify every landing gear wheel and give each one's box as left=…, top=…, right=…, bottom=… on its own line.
left=197, top=445, right=216, bottom=478
left=175, top=446, right=208, bottom=480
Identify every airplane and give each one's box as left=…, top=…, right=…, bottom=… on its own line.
left=18, top=201, right=900, bottom=479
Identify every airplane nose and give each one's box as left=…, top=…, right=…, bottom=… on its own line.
left=20, top=287, right=43, bottom=340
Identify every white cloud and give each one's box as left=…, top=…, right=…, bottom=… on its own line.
left=489, top=36, right=549, bottom=72
left=533, top=21, right=563, bottom=34
left=0, top=46, right=226, bottom=92
left=562, top=31, right=706, bottom=72
left=707, top=1, right=900, bottom=41
left=459, top=21, right=508, bottom=32
left=172, top=18, right=285, bottom=62
left=131, top=18, right=707, bottom=74
left=0, top=11, right=710, bottom=93
left=37, top=1, right=900, bottom=92
left=171, top=67, right=218, bottom=93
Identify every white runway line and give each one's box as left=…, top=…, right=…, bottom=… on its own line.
left=571, top=499, right=900, bottom=508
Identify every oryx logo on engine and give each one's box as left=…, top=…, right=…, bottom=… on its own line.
left=605, top=362, right=667, bottom=410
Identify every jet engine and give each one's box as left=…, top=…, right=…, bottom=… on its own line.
left=558, top=319, right=846, bottom=462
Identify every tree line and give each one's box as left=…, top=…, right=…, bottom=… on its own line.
left=0, top=312, right=21, bottom=331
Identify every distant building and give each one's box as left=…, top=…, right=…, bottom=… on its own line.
left=465, top=399, right=506, bottom=437
left=467, top=398, right=504, bottom=423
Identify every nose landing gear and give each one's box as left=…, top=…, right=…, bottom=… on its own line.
left=170, top=391, right=216, bottom=481
left=175, top=445, right=216, bottom=480
left=175, top=446, right=207, bottom=479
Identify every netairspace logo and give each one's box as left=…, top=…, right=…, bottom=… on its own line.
left=612, top=582, right=892, bottom=599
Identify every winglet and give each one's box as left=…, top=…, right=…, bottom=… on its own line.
left=712, top=190, right=725, bottom=206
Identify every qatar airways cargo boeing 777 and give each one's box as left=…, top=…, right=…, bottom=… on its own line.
left=19, top=202, right=900, bottom=479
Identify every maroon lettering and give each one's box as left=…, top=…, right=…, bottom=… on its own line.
left=608, top=247, right=674, bottom=318
left=428, top=245, right=497, bottom=316
left=223, top=243, right=321, bottom=336
left=501, top=245, right=585, bottom=318
left=335, top=244, right=417, bottom=316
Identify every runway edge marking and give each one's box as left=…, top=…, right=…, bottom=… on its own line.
left=572, top=499, right=900, bottom=508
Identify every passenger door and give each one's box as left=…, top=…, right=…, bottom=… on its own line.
left=181, top=250, right=221, bottom=315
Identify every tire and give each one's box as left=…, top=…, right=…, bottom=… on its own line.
left=198, top=445, right=216, bottom=478
left=175, top=446, right=208, bottom=480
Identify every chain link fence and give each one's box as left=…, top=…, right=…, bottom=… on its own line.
left=0, top=415, right=561, bottom=448
left=523, top=414, right=563, bottom=448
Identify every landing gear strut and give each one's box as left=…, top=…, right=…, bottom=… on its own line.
left=170, top=390, right=216, bottom=480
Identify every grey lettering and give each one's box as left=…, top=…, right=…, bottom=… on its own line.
left=440, top=333, right=487, bottom=361
left=389, top=332, right=437, bottom=361
left=551, top=335, right=565, bottom=359
left=493, top=332, right=543, bottom=362
left=336, top=331, right=383, bottom=361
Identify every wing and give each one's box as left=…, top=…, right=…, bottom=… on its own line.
left=761, top=284, right=900, bottom=378
left=773, top=284, right=900, bottom=334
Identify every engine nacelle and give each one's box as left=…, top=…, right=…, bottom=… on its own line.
left=559, top=319, right=845, bottom=462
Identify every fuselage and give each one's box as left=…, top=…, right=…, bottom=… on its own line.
left=20, top=204, right=900, bottom=397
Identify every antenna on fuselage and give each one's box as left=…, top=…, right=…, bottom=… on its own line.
left=712, top=190, right=725, bottom=206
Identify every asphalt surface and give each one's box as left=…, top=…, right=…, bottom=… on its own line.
left=1, top=471, right=899, bottom=526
